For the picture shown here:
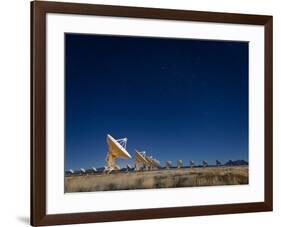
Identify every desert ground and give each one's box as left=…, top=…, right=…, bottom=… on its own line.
left=65, top=166, right=248, bottom=193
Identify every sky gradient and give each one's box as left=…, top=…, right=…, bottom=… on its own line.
left=65, top=33, right=249, bottom=170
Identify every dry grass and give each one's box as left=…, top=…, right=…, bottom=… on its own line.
left=65, top=166, right=248, bottom=193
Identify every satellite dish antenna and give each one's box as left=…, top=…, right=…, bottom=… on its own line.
left=65, top=169, right=74, bottom=176
left=105, top=134, right=132, bottom=173
left=146, top=156, right=157, bottom=170
left=135, top=150, right=150, bottom=171
left=177, top=160, right=183, bottom=168
left=69, top=169, right=74, bottom=174
left=189, top=160, right=195, bottom=168
left=202, top=160, right=208, bottom=167
left=151, top=158, right=161, bottom=169
left=165, top=160, right=172, bottom=169
left=80, top=168, right=86, bottom=175
left=216, top=160, right=222, bottom=167
left=85, top=168, right=92, bottom=174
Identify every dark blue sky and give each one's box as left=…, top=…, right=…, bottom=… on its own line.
left=65, top=33, right=248, bottom=170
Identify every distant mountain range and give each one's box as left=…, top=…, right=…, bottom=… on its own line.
left=224, top=160, right=248, bottom=166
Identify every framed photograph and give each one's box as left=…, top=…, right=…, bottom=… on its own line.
left=31, top=1, right=273, bottom=226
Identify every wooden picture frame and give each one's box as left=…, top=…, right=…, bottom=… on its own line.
left=31, top=1, right=273, bottom=226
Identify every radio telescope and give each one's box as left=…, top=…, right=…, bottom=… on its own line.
left=189, top=160, right=195, bottom=168
left=216, top=160, right=222, bottom=166
left=105, top=134, right=132, bottom=173
left=177, top=160, right=183, bottom=168
left=80, top=168, right=86, bottom=174
left=151, top=158, right=161, bottom=169
left=146, top=156, right=160, bottom=170
left=65, top=169, right=74, bottom=176
left=85, top=167, right=97, bottom=174
left=202, top=160, right=208, bottom=167
left=144, top=156, right=154, bottom=170
left=135, top=150, right=150, bottom=171
left=69, top=169, right=74, bottom=174
left=165, top=160, right=172, bottom=169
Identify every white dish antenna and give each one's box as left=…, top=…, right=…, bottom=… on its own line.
left=177, top=160, right=183, bottom=168
left=203, top=160, right=208, bottom=167
left=216, top=160, right=222, bottom=166
left=135, top=150, right=150, bottom=171
left=107, top=134, right=131, bottom=159
left=165, top=160, right=172, bottom=169
left=189, top=160, right=195, bottom=168
left=65, top=169, right=74, bottom=176
left=135, top=150, right=148, bottom=163
left=145, top=156, right=154, bottom=166
left=105, top=134, right=132, bottom=173
left=151, top=158, right=161, bottom=168
left=145, top=156, right=160, bottom=170
left=80, top=168, right=86, bottom=174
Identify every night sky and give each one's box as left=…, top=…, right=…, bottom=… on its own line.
left=65, top=33, right=248, bottom=170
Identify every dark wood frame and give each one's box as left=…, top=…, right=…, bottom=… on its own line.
left=31, top=1, right=273, bottom=226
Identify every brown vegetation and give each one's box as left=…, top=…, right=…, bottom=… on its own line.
left=65, top=166, right=248, bottom=193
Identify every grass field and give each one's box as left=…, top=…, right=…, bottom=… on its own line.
left=65, top=166, right=248, bottom=193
